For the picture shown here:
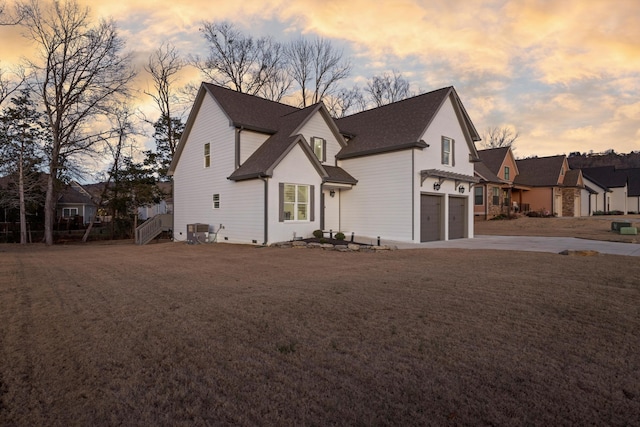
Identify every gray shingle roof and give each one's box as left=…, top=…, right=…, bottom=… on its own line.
left=514, top=155, right=566, bottom=187
left=563, top=169, right=582, bottom=187
left=336, top=87, right=476, bottom=159
left=474, top=161, right=503, bottom=184
left=323, top=165, right=357, bottom=185
left=228, top=104, right=325, bottom=181
left=203, top=83, right=297, bottom=133
left=477, top=147, right=510, bottom=175
left=620, top=168, right=640, bottom=197
left=580, top=166, right=628, bottom=189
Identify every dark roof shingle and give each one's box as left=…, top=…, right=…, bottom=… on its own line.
left=514, top=155, right=566, bottom=187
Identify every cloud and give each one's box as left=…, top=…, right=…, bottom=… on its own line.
left=2, top=0, right=640, bottom=160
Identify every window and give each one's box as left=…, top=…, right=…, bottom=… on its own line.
left=311, top=137, right=326, bottom=162
left=63, top=208, right=78, bottom=217
left=441, top=136, right=454, bottom=166
left=474, top=187, right=484, bottom=205
left=504, top=166, right=510, bottom=181
left=279, top=183, right=315, bottom=222
left=492, top=187, right=500, bottom=205
left=204, top=143, right=210, bottom=168
left=212, top=194, right=220, bottom=209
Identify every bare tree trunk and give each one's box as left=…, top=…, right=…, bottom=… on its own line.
left=18, top=154, right=26, bottom=244
left=44, top=171, right=54, bottom=245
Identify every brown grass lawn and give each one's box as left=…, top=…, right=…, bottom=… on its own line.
left=475, top=214, right=640, bottom=243
left=1, top=239, right=639, bottom=425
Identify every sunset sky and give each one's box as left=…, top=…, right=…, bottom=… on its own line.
left=1, top=0, right=639, bottom=159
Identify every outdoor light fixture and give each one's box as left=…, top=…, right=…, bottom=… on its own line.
left=329, top=189, right=335, bottom=197
left=458, top=186, right=465, bottom=194
left=433, top=182, right=441, bottom=191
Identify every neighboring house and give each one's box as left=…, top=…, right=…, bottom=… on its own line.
left=578, top=174, right=607, bottom=216
left=474, top=147, right=522, bottom=218
left=512, top=155, right=583, bottom=217
left=56, top=181, right=97, bottom=225
left=169, top=83, right=481, bottom=245
left=580, top=167, right=628, bottom=214
left=620, top=168, right=640, bottom=213
left=138, top=181, right=173, bottom=221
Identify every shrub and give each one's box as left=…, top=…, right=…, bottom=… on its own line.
left=335, top=232, right=345, bottom=240
left=312, top=229, right=323, bottom=238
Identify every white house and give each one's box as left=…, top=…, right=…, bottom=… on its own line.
left=169, top=83, right=481, bottom=245
left=581, top=167, right=628, bottom=214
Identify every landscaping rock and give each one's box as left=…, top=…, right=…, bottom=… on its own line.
left=347, top=243, right=360, bottom=251
left=321, top=243, right=335, bottom=249
left=292, top=241, right=307, bottom=247
left=307, top=242, right=322, bottom=248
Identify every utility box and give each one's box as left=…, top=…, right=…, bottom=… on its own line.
left=187, top=223, right=209, bottom=244
left=611, top=221, right=631, bottom=231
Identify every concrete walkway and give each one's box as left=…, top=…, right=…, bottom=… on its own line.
left=384, top=235, right=640, bottom=257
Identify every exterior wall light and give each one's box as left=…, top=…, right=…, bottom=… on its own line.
left=329, top=189, right=335, bottom=197
left=433, top=182, right=441, bottom=191
left=458, top=186, right=465, bottom=194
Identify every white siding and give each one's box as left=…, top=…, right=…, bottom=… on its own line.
left=297, top=111, right=342, bottom=165
left=173, top=93, right=264, bottom=244
left=268, top=143, right=323, bottom=243
left=608, top=186, right=628, bottom=214
left=340, top=150, right=413, bottom=242
left=240, top=130, right=269, bottom=164
left=413, top=95, right=475, bottom=240
left=323, top=189, right=340, bottom=231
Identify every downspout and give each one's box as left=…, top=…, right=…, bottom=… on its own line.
left=411, top=149, right=415, bottom=241
left=260, top=176, right=268, bottom=245
left=235, top=127, right=243, bottom=169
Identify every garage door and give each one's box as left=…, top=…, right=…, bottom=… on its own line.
left=448, top=196, right=466, bottom=240
left=421, top=195, right=441, bottom=242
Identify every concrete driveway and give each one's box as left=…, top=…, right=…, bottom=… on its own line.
left=387, top=235, right=640, bottom=257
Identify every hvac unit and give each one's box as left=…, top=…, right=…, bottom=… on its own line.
left=187, top=223, right=209, bottom=244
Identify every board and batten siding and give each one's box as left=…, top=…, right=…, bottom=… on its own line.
left=414, top=94, right=475, bottom=240
left=339, top=150, right=413, bottom=242
left=297, top=111, right=342, bottom=165
left=173, top=93, right=263, bottom=243
left=267, top=143, right=322, bottom=243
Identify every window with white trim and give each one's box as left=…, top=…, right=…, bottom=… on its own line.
left=282, top=184, right=309, bottom=221
left=63, top=208, right=78, bottom=217
left=204, top=143, right=211, bottom=168
left=504, top=166, right=510, bottom=181
left=311, top=137, right=326, bottom=162
left=212, top=193, right=220, bottom=209
left=441, top=136, right=454, bottom=166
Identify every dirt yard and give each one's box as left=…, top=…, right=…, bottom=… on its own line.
left=1, top=239, right=639, bottom=425
left=475, top=214, right=640, bottom=243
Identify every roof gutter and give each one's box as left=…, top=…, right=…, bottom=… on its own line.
left=260, top=176, right=269, bottom=245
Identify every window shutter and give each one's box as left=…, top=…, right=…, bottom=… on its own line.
left=279, top=183, right=284, bottom=222
left=322, top=139, right=327, bottom=162
left=441, top=137, right=446, bottom=164
left=310, top=185, right=315, bottom=222
left=452, top=139, right=456, bottom=166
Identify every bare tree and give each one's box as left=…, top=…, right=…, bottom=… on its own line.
left=19, top=0, right=136, bottom=245
left=192, top=21, right=286, bottom=98
left=285, top=37, right=351, bottom=107
left=481, top=126, right=519, bottom=149
left=145, top=42, right=184, bottom=160
left=365, top=70, right=412, bottom=107
left=82, top=101, right=139, bottom=242
left=0, top=65, right=26, bottom=106
left=325, top=86, right=366, bottom=118
left=0, top=0, right=24, bottom=25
